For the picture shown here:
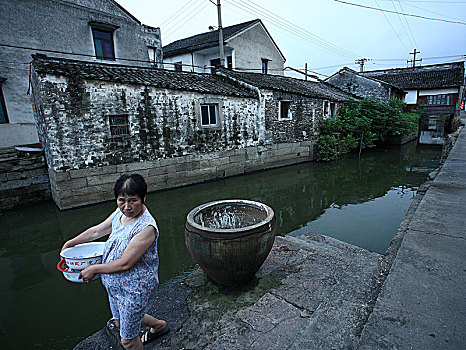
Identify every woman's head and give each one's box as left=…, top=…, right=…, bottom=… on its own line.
left=114, top=174, right=147, bottom=203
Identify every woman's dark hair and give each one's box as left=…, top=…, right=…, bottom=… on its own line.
left=114, top=174, right=147, bottom=202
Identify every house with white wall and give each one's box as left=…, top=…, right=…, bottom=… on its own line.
left=361, top=62, right=465, bottom=136
left=162, top=19, right=286, bottom=76
left=0, top=0, right=162, bottom=148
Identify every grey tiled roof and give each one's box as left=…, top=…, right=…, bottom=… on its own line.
left=31, top=55, right=257, bottom=98
left=163, top=19, right=261, bottom=58
left=361, top=62, right=465, bottom=90
left=219, top=69, right=354, bottom=101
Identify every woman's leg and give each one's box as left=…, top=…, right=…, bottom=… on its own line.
left=120, top=335, right=143, bottom=350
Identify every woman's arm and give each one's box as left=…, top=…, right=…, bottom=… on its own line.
left=79, top=225, right=157, bottom=282
left=61, top=213, right=113, bottom=251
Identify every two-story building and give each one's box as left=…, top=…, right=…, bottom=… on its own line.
left=0, top=0, right=162, bottom=148
left=361, top=62, right=465, bottom=141
left=162, top=19, right=286, bottom=76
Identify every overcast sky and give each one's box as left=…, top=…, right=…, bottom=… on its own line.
left=115, top=0, right=466, bottom=77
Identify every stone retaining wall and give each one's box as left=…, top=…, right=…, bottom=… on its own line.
left=0, top=146, right=50, bottom=212
left=51, top=140, right=315, bottom=209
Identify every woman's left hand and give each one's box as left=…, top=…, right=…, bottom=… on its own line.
left=79, top=265, right=98, bottom=283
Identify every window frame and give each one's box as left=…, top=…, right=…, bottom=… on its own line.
left=197, top=98, right=223, bottom=129
left=426, top=94, right=452, bottom=106
left=0, top=78, right=9, bottom=124
left=174, top=62, right=183, bottom=72
left=91, top=27, right=116, bottom=60
left=108, top=114, right=130, bottom=137
left=261, top=59, right=269, bottom=74
left=279, top=100, right=292, bottom=120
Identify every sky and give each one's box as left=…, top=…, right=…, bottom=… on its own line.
left=115, top=0, right=466, bottom=78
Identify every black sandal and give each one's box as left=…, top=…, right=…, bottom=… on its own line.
left=140, top=325, right=170, bottom=345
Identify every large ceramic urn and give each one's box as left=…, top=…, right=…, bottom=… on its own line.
left=185, top=199, right=276, bottom=286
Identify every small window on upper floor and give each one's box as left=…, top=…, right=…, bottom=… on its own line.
left=426, top=94, right=452, bottom=106
left=174, top=62, right=183, bottom=72
left=210, top=58, right=220, bottom=74
left=200, top=104, right=218, bottom=127
left=148, top=46, right=157, bottom=63
left=0, top=79, right=8, bottom=123
left=92, top=28, right=115, bottom=60
left=262, top=59, right=270, bottom=74
left=227, top=56, right=233, bottom=70
left=109, top=114, right=129, bottom=137
left=279, top=100, right=292, bottom=120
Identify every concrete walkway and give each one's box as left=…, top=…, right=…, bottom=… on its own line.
left=76, top=115, right=466, bottom=350
left=357, top=114, right=466, bottom=349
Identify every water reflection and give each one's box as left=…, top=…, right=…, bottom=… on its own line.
left=0, top=142, right=442, bottom=349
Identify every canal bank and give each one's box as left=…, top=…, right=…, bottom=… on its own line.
left=75, top=116, right=465, bottom=350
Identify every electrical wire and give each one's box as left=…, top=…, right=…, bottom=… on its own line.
left=396, top=0, right=419, bottom=48
left=163, top=1, right=210, bottom=39
left=375, top=0, right=410, bottom=51
left=223, top=0, right=360, bottom=60
left=159, top=0, right=199, bottom=29
left=391, top=0, right=417, bottom=48
left=334, top=0, right=466, bottom=25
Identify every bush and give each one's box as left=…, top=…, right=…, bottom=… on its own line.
left=315, top=98, right=420, bottom=161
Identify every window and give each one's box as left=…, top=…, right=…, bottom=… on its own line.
left=148, top=46, right=157, bottom=63
left=227, top=56, right=233, bottom=70
left=92, top=28, right=115, bottom=60
left=330, top=102, right=336, bottom=117
left=200, top=104, right=218, bottom=127
left=426, top=94, right=452, bottom=106
left=323, top=100, right=329, bottom=119
left=262, top=59, right=269, bottom=74
left=0, top=79, right=8, bottom=123
left=174, top=62, right=183, bottom=72
left=279, top=100, right=291, bottom=120
left=210, top=58, right=220, bottom=74
left=109, top=114, right=129, bottom=136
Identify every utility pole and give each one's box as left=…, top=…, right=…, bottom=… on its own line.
left=305, top=63, right=308, bottom=81
left=217, top=0, right=225, bottom=67
left=407, top=49, right=422, bottom=68
left=355, top=58, right=370, bottom=72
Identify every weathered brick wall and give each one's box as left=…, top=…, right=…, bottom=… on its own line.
left=30, top=71, right=319, bottom=209
left=32, top=73, right=261, bottom=171
left=264, top=90, right=326, bottom=143
left=50, top=141, right=315, bottom=209
left=0, top=146, right=50, bottom=212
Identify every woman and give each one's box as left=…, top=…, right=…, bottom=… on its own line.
left=61, top=174, right=169, bottom=349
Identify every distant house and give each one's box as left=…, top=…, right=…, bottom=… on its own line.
left=0, top=0, right=162, bottom=148
left=361, top=62, right=465, bottom=134
left=162, top=19, right=286, bottom=76
left=218, top=69, right=354, bottom=143
left=325, top=67, right=405, bottom=102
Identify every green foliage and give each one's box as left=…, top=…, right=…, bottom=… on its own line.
left=315, top=98, right=420, bottom=161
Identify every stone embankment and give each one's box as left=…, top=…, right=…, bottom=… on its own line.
left=0, top=145, right=50, bottom=212
left=76, top=115, right=465, bottom=350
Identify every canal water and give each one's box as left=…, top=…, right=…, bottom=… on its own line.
left=0, top=142, right=442, bottom=349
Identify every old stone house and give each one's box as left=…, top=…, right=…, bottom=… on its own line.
left=325, top=67, right=405, bottom=102
left=30, top=55, right=321, bottom=209
left=218, top=69, right=354, bottom=142
left=361, top=62, right=465, bottom=141
left=162, top=19, right=286, bottom=76
left=0, top=0, right=162, bottom=149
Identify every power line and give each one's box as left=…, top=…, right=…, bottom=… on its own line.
left=393, top=0, right=418, bottom=48
left=375, top=0, right=410, bottom=50
left=334, top=0, right=466, bottom=25
left=223, top=0, right=360, bottom=60
left=164, top=1, right=210, bottom=39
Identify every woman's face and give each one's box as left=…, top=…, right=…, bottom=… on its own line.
left=117, top=193, right=144, bottom=218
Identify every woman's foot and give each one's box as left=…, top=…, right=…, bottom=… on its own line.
left=140, top=320, right=169, bottom=344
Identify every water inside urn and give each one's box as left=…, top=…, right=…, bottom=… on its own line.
left=194, top=203, right=267, bottom=230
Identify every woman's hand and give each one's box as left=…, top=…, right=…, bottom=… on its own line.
left=79, top=265, right=99, bottom=283
left=61, top=240, right=75, bottom=252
